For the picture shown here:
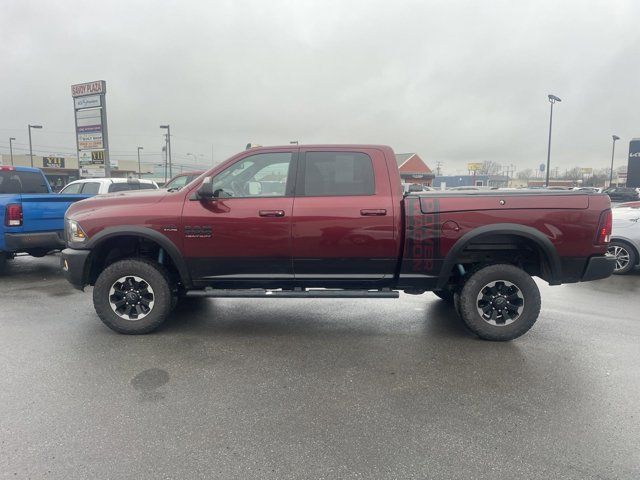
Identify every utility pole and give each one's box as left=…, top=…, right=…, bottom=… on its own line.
left=28, top=124, right=43, bottom=167
left=545, top=94, right=561, bottom=187
left=436, top=161, right=442, bottom=176
left=160, top=125, right=172, bottom=179
left=609, top=135, right=620, bottom=187
left=162, top=134, right=168, bottom=183
left=9, top=137, right=15, bottom=166
left=137, top=146, right=144, bottom=178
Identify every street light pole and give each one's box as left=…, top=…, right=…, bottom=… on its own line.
left=160, top=125, right=172, bottom=179
left=137, top=146, right=144, bottom=178
left=609, top=135, right=620, bottom=187
left=9, top=137, right=15, bottom=166
left=28, top=124, right=43, bottom=168
left=545, top=95, right=561, bottom=187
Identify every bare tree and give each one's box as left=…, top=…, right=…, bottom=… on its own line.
left=478, top=161, right=502, bottom=175
left=517, top=168, right=533, bottom=180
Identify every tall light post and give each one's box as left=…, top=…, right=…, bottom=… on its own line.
left=28, top=124, right=43, bottom=167
left=545, top=95, right=561, bottom=187
left=609, top=135, right=620, bottom=187
left=160, top=125, right=172, bottom=179
left=9, top=137, right=16, bottom=166
left=137, top=146, right=144, bottom=178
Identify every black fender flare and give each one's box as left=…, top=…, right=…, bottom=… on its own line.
left=84, top=226, right=192, bottom=288
left=436, top=223, right=562, bottom=288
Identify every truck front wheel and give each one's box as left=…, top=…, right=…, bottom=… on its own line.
left=458, top=264, right=541, bottom=341
left=93, top=258, right=172, bottom=334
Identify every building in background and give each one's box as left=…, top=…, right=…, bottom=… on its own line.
left=395, top=153, right=434, bottom=187
left=432, top=174, right=509, bottom=189
left=0, top=154, right=140, bottom=191
left=627, top=138, right=640, bottom=188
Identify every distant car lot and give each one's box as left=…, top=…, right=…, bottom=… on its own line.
left=0, top=254, right=638, bottom=479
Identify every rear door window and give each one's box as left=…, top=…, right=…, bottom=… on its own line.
left=0, top=171, right=49, bottom=194
left=299, top=151, right=375, bottom=196
left=108, top=183, right=136, bottom=193
left=81, top=182, right=101, bottom=194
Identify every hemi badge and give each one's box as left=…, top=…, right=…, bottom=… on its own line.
left=161, top=225, right=178, bottom=232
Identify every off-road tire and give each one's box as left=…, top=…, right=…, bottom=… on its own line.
left=93, top=258, right=172, bottom=334
left=0, top=253, right=6, bottom=275
left=458, top=264, right=541, bottom=341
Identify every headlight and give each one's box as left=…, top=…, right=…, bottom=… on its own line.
left=67, top=219, right=87, bottom=242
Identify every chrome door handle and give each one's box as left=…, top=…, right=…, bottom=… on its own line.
left=360, top=209, right=387, bottom=216
left=259, top=210, right=285, bottom=217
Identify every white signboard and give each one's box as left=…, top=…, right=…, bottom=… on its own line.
left=71, top=81, right=106, bottom=97
left=79, top=151, right=92, bottom=166
left=78, top=140, right=104, bottom=150
left=74, top=95, right=101, bottom=109
left=77, top=129, right=104, bottom=149
left=80, top=166, right=106, bottom=178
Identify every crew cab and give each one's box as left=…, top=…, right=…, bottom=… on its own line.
left=0, top=166, right=90, bottom=273
left=61, top=145, right=615, bottom=340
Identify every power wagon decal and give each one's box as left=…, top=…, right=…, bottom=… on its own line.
left=402, top=196, right=441, bottom=275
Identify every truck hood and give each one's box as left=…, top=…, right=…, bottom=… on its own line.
left=66, top=189, right=169, bottom=218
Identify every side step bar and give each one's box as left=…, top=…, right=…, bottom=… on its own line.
left=186, top=288, right=399, bottom=299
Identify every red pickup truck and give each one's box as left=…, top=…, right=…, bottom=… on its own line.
left=61, top=145, right=615, bottom=340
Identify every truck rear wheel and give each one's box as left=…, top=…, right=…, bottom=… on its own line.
left=458, top=264, right=541, bottom=341
left=93, top=258, right=172, bottom=334
left=0, top=253, right=6, bottom=274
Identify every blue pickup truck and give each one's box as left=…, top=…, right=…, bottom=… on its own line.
left=0, top=166, right=88, bottom=273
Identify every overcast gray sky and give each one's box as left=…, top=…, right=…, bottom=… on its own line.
left=1, top=0, right=639, bottom=174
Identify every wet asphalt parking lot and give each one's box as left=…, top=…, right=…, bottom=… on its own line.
left=0, top=254, right=638, bottom=480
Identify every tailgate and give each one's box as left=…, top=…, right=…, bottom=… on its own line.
left=20, top=194, right=89, bottom=233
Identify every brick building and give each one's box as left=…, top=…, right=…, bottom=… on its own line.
left=395, top=153, right=434, bottom=187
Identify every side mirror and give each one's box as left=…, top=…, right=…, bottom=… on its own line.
left=197, top=178, right=216, bottom=199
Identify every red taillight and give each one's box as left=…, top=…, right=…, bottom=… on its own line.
left=5, top=204, right=22, bottom=227
left=596, top=209, right=612, bottom=245
left=0, top=166, right=16, bottom=171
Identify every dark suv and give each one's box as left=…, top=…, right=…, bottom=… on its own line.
left=603, top=187, right=639, bottom=203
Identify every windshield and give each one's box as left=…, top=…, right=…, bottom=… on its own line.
left=165, top=174, right=200, bottom=190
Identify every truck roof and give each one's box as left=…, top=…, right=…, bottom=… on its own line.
left=0, top=165, right=44, bottom=173
left=246, top=144, right=393, bottom=151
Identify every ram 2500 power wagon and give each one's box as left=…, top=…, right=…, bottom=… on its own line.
left=61, top=145, right=615, bottom=340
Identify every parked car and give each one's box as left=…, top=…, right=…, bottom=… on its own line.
left=608, top=205, right=640, bottom=274
left=401, top=182, right=433, bottom=194
left=603, top=187, right=639, bottom=203
left=573, top=187, right=602, bottom=193
left=60, top=178, right=159, bottom=195
left=164, top=171, right=205, bottom=191
left=61, top=144, right=614, bottom=341
left=0, top=166, right=90, bottom=272
left=448, top=186, right=498, bottom=191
